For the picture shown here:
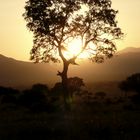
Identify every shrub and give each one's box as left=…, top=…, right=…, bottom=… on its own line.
left=95, top=91, right=107, bottom=99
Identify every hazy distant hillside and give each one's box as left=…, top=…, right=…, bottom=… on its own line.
left=70, top=51, right=140, bottom=83
left=1, top=49, right=140, bottom=88
left=0, top=54, right=58, bottom=89
left=117, top=47, right=140, bottom=54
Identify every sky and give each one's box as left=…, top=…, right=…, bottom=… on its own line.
left=0, top=0, right=140, bottom=61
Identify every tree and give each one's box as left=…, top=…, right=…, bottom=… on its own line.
left=119, top=73, right=140, bottom=94
left=51, top=77, right=85, bottom=97
left=18, top=84, right=49, bottom=108
left=119, top=81, right=129, bottom=97
left=23, top=0, right=123, bottom=108
left=95, top=91, right=106, bottom=99
left=68, top=77, right=85, bottom=97
left=119, top=73, right=140, bottom=104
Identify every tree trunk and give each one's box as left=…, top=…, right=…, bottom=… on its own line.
left=61, top=61, right=72, bottom=110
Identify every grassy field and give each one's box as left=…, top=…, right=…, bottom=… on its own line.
left=0, top=82, right=140, bottom=140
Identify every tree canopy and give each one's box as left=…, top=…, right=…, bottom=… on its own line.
left=23, top=0, right=123, bottom=64
left=119, top=73, right=140, bottom=94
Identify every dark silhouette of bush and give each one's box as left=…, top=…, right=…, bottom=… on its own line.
left=118, top=81, right=129, bottom=97
left=0, top=86, right=19, bottom=105
left=18, top=84, right=52, bottom=111
left=31, top=84, right=49, bottom=94
left=119, top=73, right=140, bottom=104
left=105, top=98, right=113, bottom=105
left=115, top=97, right=125, bottom=104
left=51, top=77, right=85, bottom=98
left=130, top=94, right=140, bottom=105
left=50, top=77, right=85, bottom=110
left=0, top=86, right=19, bottom=96
left=95, top=91, right=107, bottom=100
left=51, top=82, right=63, bottom=97
left=68, top=77, right=85, bottom=94
left=123, top=103, right=134, bottom=111
left=119, top=73, right=140, bottom=94
left=1, top=95, right=17, bottom=104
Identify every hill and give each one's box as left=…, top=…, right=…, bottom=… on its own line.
left=1, top=49, right=140, bottom=88
left=117, top=47, right=140, bottom=54
left=0, top=54, right=58, bottom=89
left=70, top=50, right=140, bottom=82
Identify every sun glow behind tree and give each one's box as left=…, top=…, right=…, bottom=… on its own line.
left=63, top=37, right=97, bottom=59
left=60, top=4, right=92, bottom=59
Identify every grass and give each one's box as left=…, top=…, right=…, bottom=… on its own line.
left=0, top=96, right=140, bottom=140
left=0, top=81, right=140, bottom=140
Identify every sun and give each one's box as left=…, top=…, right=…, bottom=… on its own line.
left=67, top=38, right=82, bottom=56
left=63, top=38, right=96, bottom=60
left=63, top=38, right=88, bottom=59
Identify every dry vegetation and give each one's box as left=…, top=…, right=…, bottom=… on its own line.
left=0, top=81, right=140, bottom=140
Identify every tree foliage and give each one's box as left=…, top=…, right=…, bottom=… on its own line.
left=23, top=0, right=123, bottom=64
left=51, top=77, right=85, bottom=95
left=119, top=73, right=140, bottom=94
left=18, top=84, right=49, bottom=107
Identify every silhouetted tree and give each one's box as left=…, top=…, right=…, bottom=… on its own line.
left=0, top=86, right=19, bottom=96
left=119, top=73, right=140, bottom=104
left=23, top=0, right=123, bottom=108
left=118, top=81, right=129, bottom=97
left=1, top=94, right=17, bottom=105
left=31, top=83, right=49, bottom=94
left=127, top=73, right=140, bottom=93
left=68, top=77, right=85, bottom=97
left=95, top=91, right=106, bottom=99
left=119, top=73, right=140, bottom=94
left=51, top=77, right=85, bottom=98
left=18, top=84, right=49, bottom=108
left=0, top=86, right=19, bottom=104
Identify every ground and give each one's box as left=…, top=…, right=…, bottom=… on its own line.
left=0, top=82, right=140, bottom=140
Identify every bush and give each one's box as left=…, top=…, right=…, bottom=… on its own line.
left=17, top=84, right=59, bottom=112
left=18, top=84, right=49, bottom=106
left=119, top=73, right=140, bottom=96
left=130, top=94, right=140, bottom=105
left=0, top=86, right=19, bottom=96
left=1, top=95, right=17, bottom=104
left=95, top=91, right=107, bottom=99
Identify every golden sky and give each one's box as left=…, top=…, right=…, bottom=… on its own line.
left=0, top=0, right=140, bottom=61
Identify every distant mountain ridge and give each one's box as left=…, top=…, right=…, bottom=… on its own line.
left=68, top=47, right=140, bottom=83
left=0, top=54, right=59, bottom=89
left=117, top=47, right=140, bottom=54
left=1, top=47, right=140, bottom=88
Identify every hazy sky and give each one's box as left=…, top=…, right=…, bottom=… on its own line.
left=0, top=0, right=140, bottom=61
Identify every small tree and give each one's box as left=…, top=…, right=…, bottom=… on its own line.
left=127, top=73, right=140, bottom=94
left=68, top=77, right=85, bottom=96
left=120, top=73, right=140, bottom=93
left=51, top=77, right=84, bottom=97
left=119, top=73, right=140, bottom=100
left=23, top=0, right=123, bottom=108
left=95, top=91, right=106, bottom=99
left=19, top=84, right=49, bottom=108
left=119, top=81, right=129, bottom=97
